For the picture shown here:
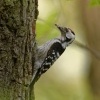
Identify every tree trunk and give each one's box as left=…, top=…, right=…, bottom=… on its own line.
left=0, top=0, right=38, bottom=100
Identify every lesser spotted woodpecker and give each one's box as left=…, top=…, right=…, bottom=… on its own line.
left=30, top=24, right=75, bottom=86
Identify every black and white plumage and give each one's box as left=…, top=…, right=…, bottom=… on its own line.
left=30, top=24, right=75, bottom=86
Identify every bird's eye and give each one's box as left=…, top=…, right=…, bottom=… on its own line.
left=66, top=37, right=71, bottom=42
left=68, top=28, right=75, bottom=35
left=65, top=28, right=69, bottom=32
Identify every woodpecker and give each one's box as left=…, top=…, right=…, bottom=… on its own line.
left=30, top=24, right=75, bottom=86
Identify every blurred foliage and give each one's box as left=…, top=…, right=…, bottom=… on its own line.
left=35, top=77, right=93, bottom=100
left=90, top=0, right=100, bottom=5
left=35, top=0, right=100, bottom=100
left=36, top=11, right=59, bottom=44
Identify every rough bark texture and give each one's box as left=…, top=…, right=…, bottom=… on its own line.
left=0, top=0, right=38, bottom=100
left=79, top=0, right=100, bottom=100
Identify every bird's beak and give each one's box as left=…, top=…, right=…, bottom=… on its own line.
left=55, top=24, right=63, bottom=32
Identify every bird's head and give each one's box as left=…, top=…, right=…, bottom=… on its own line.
left=55, top=24, right=75, bottom=47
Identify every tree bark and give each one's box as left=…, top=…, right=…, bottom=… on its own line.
left=0, top=0, right=38, bottom=100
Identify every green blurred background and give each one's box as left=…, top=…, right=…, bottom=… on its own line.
left=35, top=0, right=100, bottom=100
